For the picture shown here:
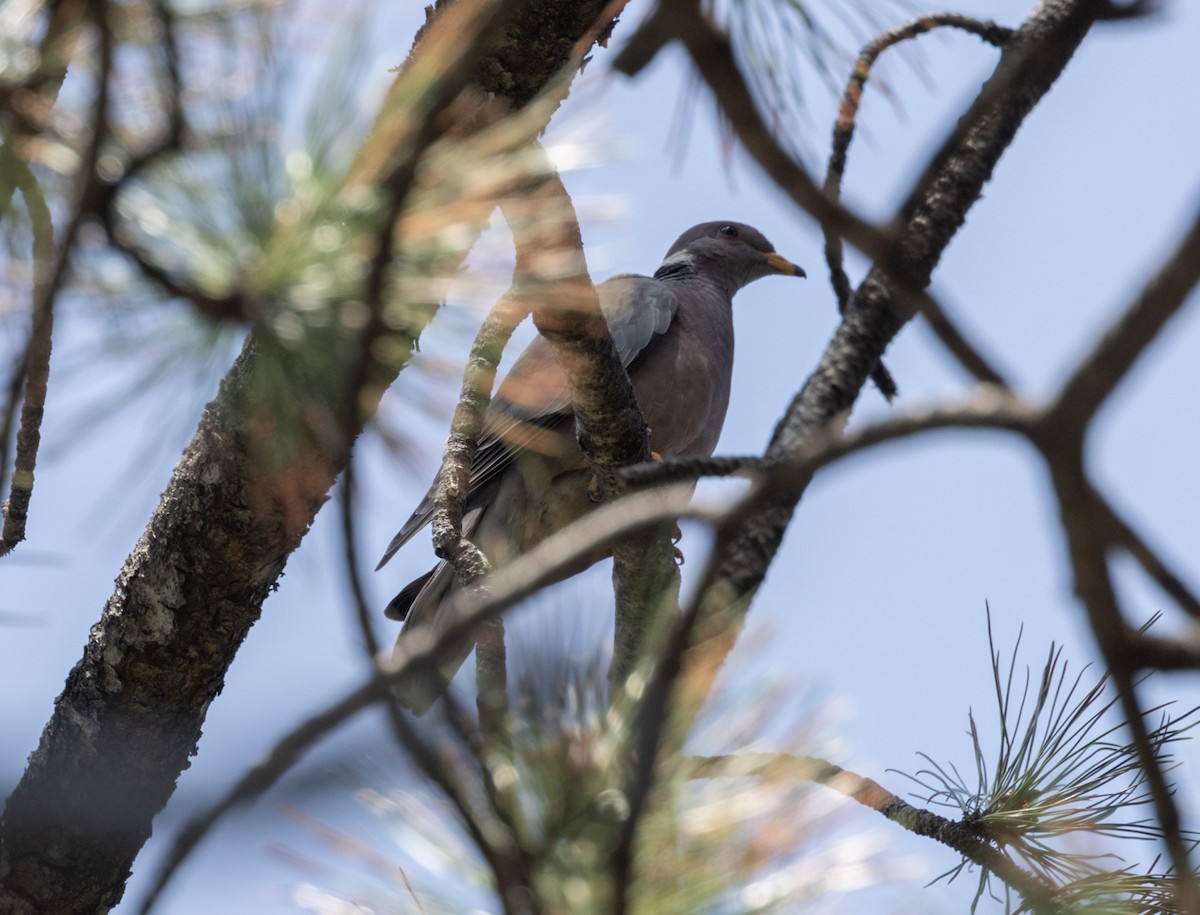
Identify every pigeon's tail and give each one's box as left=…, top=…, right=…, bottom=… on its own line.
left=390, top=561, right=478, bottom=714
left=384, top=570, right=434, bottom=620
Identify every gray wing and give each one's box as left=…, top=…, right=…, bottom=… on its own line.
left=376, top=275, right=679, bottom=569
left=600, top=273, right=679, bottom=366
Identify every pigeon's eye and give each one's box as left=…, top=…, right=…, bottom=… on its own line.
left=719, top=225, right=739, bottom=238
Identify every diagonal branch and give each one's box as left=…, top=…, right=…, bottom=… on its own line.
left=0, top=0, right=115, bottom=557
left=690, top=753, right=1068, bottom=914
left=1099, top=499, right=1200, bottom=622
left=431, top=275, right=530, bottom=725
left=1048, top=202, right=1200, bottom=434
left=1040, top=449, right=1199, bottom=908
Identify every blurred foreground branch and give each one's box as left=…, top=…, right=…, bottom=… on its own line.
left=0, top=0, right=627, bottom=910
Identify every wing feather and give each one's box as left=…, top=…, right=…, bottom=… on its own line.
left=376, top=275, right=679, bottom=568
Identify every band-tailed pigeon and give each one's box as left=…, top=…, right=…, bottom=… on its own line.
left=378, top=221, right=804, bottom=711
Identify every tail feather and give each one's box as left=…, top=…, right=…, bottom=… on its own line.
left=391, top=561, right=477, bottom=714
left=384, top=569, right=436, bottom=620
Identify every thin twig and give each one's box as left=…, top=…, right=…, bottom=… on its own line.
left=689, top=753, right=1068, bottom=913
left=621, top=454, right=763, bottom=486
left=383, top=707, right=529, bottom=915
left=820, top=10, right=1013, bottom=399
left=0, top=0, right=114, bottom=556
left=1100, top=500, right=1200, bottom=622
left=823, top=13, right=1013, bottom=312
left=340, top=454, right=381, bottom=658
left=918, top=294, right=1011, bottom=386
left=622, top=388, right=1035, bottom=488
left=0, top=155, right=52, bottom=506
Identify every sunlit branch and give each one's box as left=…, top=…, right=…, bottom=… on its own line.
left=689, top=753, right=1068, bottom=913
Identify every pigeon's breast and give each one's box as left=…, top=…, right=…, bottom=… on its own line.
left=630, top=281, right=735, bottom=459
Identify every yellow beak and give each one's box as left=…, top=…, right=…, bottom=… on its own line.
left=765, top=251, right=806, bottom=277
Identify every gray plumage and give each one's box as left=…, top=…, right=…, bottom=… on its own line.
left=378, top=221, right=804, bottom=711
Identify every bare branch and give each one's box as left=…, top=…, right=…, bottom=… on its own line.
left=824, top=12, right=1014, bottom=303
left=1041, top=450, right=1199, bottom=908
left=690, top=753, right=1069, bottom=913
left=1129, top=634, right=1200, bottom=671
left=1049, top=203, right=1200, bottom=433
left=918, top=294, right=1012, bottom=387
left=432, top=290, right=528, bottom=579
left=1099, top=499, right=1200, bottom=622
left=624, top=387, right=1036, bottom=488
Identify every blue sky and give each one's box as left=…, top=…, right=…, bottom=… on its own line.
left=3, top=0, right=1199, bottom=911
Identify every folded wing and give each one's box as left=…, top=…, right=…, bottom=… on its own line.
left=376, top=275, right=679, bottom=569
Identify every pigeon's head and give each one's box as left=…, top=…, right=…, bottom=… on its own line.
left=657, top=221, right=805, bottom=295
